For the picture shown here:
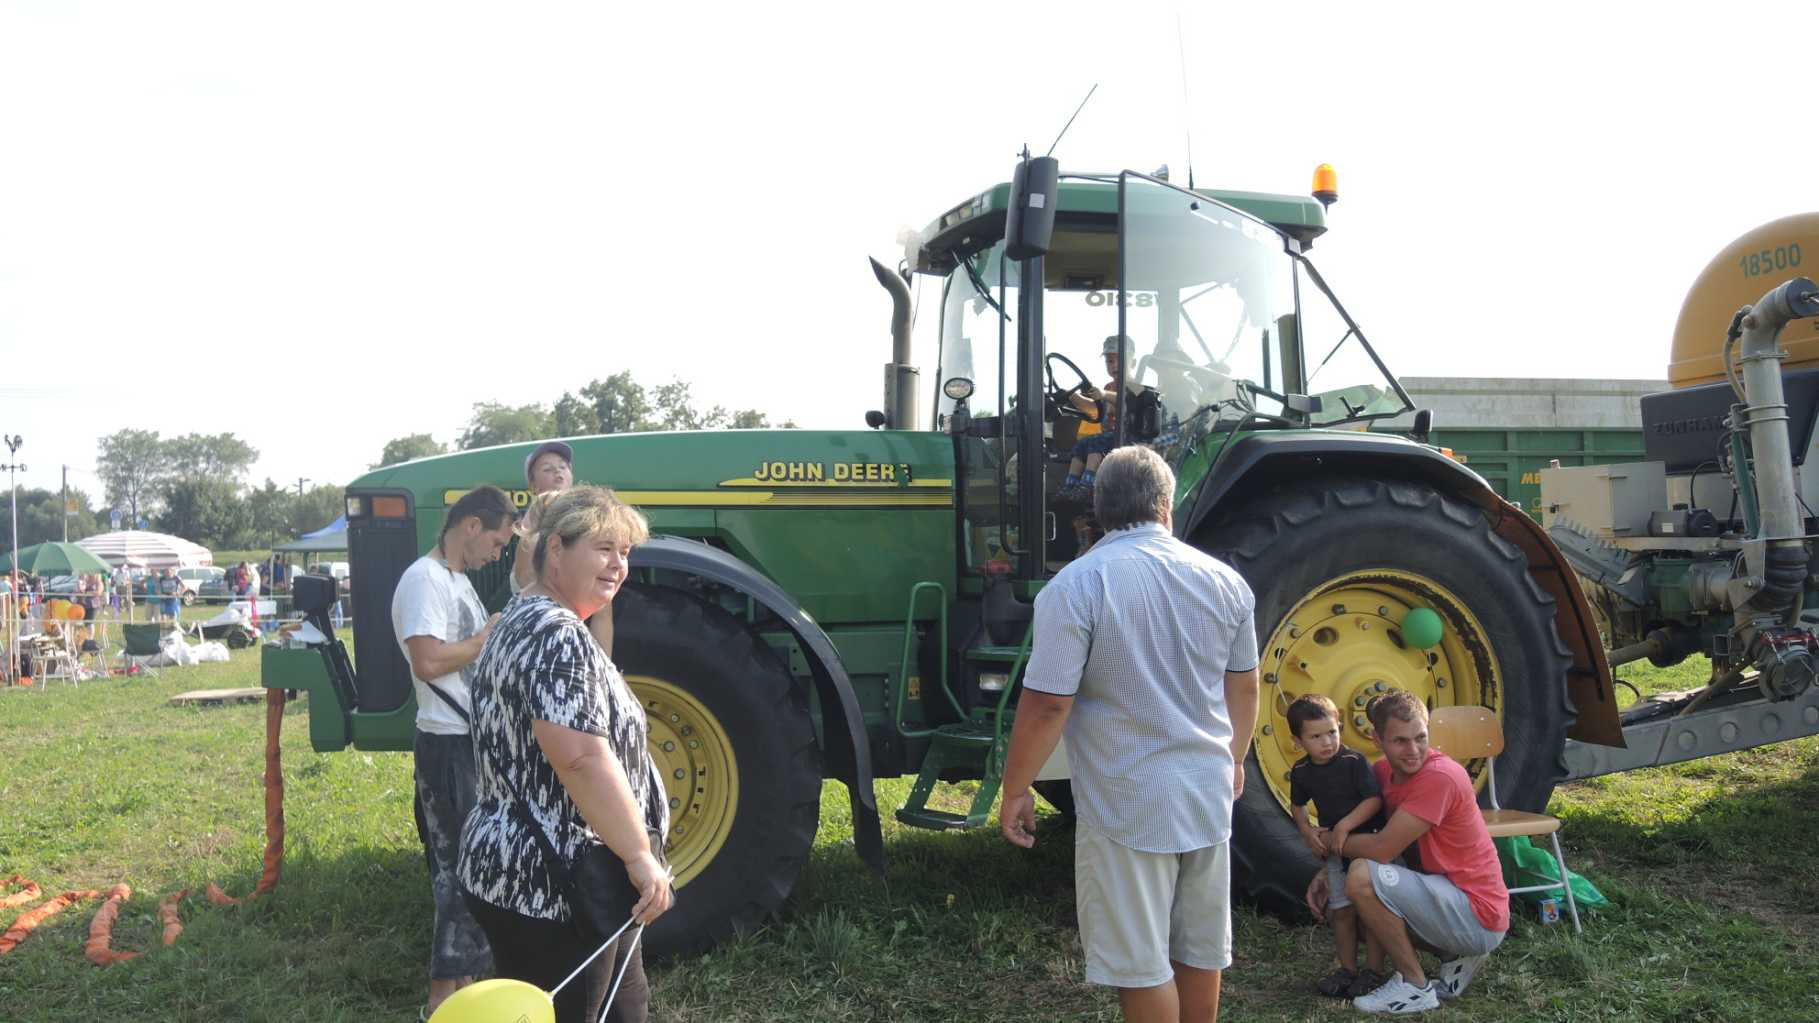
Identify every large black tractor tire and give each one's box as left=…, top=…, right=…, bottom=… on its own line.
left=1202, top=477, right=1575, bottom=916
left=611, top=583, right=822, bottom=959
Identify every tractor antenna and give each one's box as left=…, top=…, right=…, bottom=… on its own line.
left=1045, top=83, right=1098, bottom=159
left=1176, top=13, right=1196, bottom=190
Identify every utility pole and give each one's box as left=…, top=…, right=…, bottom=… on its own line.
left=61, top=465, right=68, bottom=542
left=3, top=435, right=23, bottom=684
left=296, top=477, right=309, bottom=499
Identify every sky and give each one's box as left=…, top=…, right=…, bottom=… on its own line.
left=2, top=0, right=1815, bottom=509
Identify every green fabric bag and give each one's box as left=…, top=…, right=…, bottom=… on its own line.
left=1493, top=836, right=1609, bottom=910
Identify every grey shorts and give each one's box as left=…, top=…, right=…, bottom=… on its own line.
left=1363, top=859, right=1506, bottom=957
left=1075, top=820, right=1232, bottom=988
left=414, top=730, right=493, bottom=979
left=1325, top=854, right=1352, bottom=911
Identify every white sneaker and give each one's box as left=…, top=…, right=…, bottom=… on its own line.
left=1436, top=952, right=1490, bottom=1000
left=1352, top=972, right=1440, bottom=1014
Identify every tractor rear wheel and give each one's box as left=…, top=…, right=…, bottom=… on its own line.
left=1203, top=477, right=1574, bottom=915
left=611, top=583, right=821, bottom=958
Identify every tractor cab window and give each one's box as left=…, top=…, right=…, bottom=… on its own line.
left=936, top=245, right=1015, bottom=424
left=1117, top=175, right=1298, bottom=464
left=1295, top=264, right=1411, bottom=426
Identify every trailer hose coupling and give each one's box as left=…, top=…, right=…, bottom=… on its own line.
left=1744, top=276, right=1819, bottom=331
left=1755, top=627, right=1819, bottom=701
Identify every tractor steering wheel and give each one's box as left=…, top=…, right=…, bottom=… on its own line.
left=1045, top=352, right=1103, bottom=423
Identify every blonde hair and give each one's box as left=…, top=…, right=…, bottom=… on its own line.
left=531, top=485, right=651, bottom=578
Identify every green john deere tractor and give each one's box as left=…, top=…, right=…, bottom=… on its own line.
left=266, top=158, right=1618, bottom=957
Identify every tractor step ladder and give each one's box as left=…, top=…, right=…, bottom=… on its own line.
left=894, top=623, right=1034, bottom=831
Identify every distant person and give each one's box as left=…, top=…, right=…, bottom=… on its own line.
left=112, top=564, right=132, bottom=619
left=1058, top=335, right=1150, bottom=502
left=389, top=484, right=515, bottom=1015
left=159, top=569, right=181, bottom=623
left=1000, top=445, right=1260, bottom=1023
left=1305, top=690, right=1509, bottom=1014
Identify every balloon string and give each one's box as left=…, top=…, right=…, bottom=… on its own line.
left=550, top=914, right=636, bottom=998
left=596, top=924, right=644, bottom=1023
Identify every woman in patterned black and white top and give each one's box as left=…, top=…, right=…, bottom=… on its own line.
left=458, top=485, right=672, bottom=1023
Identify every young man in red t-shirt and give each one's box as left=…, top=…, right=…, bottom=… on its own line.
left=1305, top=690, right=1509, bottom=1015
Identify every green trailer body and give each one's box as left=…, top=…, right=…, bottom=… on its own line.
left=1426, top=428, right=1646, bottom=519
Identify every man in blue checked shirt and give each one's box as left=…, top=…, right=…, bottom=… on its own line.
left=1000, top=445, right=1261, bottom=1023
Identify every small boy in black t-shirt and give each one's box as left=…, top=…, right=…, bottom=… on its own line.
left=1287, top=694, right=1389, bottom=998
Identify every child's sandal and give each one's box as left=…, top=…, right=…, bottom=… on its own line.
left=1314, top=967, right=1357, bottom=997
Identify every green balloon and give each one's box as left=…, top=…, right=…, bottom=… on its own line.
left=1402, top=607, right=1444, bottom=649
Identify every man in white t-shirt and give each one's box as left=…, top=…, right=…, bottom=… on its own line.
left=390, top=484, right=515, bottom=1015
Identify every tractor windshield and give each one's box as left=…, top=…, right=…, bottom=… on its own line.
left=1116, top=174, right=1409, bottom=437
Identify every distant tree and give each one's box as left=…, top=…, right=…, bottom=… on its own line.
left=551, top=393, right=599, bottom=437
left=243, top=478, right=300, bottom=546
left=291, top=483, right=344, bottom=536
left=457, top=402, right=555, bottom=450
left=580, top=373, right=653, bottom=434
left=651, top=379, right=728, bottom=432
left=0, top=487, right=100, bottom=548
left=96, top=429, right=169, bottom=524
left=730, top=409, right=771, bottom=429
left=164, top=433, right=259, bottom=481
left=156, top=478, right=253, bottom=549
left=376, top=433, right=448, bottom=468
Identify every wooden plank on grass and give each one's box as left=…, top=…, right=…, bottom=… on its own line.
left=169, top=688, right=266, bottom=707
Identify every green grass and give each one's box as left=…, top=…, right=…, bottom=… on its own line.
left=3, top=655, right=1818, bottom=1021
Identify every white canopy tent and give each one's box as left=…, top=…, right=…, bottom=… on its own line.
left=76, top=530, right=213, bottom=570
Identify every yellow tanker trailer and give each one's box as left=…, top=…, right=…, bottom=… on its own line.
left=1545, top=214, right=1819, bottom=777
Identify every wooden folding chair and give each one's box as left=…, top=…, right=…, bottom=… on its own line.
left=1428, top=705, right=1582, bottom=933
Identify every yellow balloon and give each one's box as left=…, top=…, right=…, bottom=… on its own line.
left=427, top=979, right=555, bottom=1023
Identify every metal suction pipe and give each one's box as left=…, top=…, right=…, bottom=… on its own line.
left=1735, top=277, right=1819, bottom=610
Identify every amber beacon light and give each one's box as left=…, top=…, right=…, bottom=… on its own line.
left=1311, top=164, right=1339, bottom=209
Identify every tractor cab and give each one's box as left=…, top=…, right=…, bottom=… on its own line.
left=911, top=167, right=1412, bottom=578
left=887, top=163, right=1415, bottom=830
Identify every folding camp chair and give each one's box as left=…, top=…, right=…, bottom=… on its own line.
left=1429, top=705, right=1582, bottom=933
left=118, top=622, right=165, bottom=677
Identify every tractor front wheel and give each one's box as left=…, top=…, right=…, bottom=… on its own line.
left=1204, top=477, right=1574, bottom=914
left=611, top=583, right=821, bottom=958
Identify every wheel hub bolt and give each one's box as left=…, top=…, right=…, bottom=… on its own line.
left=674, top=768, right=686, bottom=780
left=1436, top=677, right=1448, bottom=688
left=670, top=713, right=681, bottom=723
left=1354, top=713, right=1368, bottom=730
left=1261, top=724, right=1274, bottom=736
left=680, top=725, right=693, bottom=736
left=1332, top=603, right=1347, bottom=614
left=662, top=741, right=676, bottom=752
left=1378, top=606, right=1390, bottom=616
left=687, top=739, right=700, bottom=750
left=670, top=797, right=680, bottom=809
left=1357, top=620, right=1371, bottom=631
left=1289, top=627, right=1302, bottom=639
left=1263, top=673, right=1278, bottom=684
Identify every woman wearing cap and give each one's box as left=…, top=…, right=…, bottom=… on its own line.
left=459, top=485, right=672, bottom=1023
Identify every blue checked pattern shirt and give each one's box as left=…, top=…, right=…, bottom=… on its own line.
left=1023, top=522, right=1258, bottom=852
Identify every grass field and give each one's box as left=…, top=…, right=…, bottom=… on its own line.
left=3, top=649, right=1817, bottom=1022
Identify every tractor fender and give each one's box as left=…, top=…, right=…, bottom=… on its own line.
left=1178, top=431, right=1620, bottom=747
left=630, top=535, right=884, bottom=873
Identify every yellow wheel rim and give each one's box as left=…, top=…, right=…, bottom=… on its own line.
left=1256, top=570, right=1500, bottom=818
left=627, top=674, right=739, bottom=887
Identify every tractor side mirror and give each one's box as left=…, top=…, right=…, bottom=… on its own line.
left=1005, top=156, right=1059, bottom=260
left=1411, top=408, right=1435, bottom=443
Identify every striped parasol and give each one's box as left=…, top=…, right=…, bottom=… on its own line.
left=75, top=530, right=214, bottom=570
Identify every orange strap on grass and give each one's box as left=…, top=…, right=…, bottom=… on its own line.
left=2, top=688, right=291, bottom=962
left=85, top=884, right=140, bottom=965
left=209, top=689, right=286, bottom=904
left=0, top=876, right=42, bottom=909
left=158, top=890, right=188, bottom=945
left=0, top=889, right=102, bottom=955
